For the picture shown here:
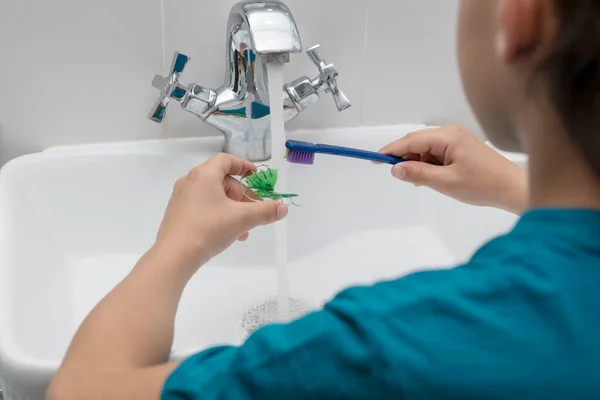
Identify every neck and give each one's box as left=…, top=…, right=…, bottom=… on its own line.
left=522, top=105, right=600, bottom=211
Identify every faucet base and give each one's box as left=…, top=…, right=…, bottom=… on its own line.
left=224, top=131, right=272, bottom=162
left=208, top=101, right=301, bottom=162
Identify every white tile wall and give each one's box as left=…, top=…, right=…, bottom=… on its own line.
left=363, top=0, right=478, bottom=131
left=0, top=0, right=479, bottom=165
left=0, top=0, right=163, bottom=164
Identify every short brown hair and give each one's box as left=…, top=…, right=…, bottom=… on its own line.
left=541, top=0, right=600, bottom=177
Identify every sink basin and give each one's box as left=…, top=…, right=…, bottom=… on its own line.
left=0, top=125, right=520, bottom=398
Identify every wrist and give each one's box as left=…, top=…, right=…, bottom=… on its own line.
left=497, top=166, right=528, bottom=215
left=150, top=237, right=208, bottom=277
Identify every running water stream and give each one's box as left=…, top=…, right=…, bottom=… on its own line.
left=266, top=63, right=291, bottom=322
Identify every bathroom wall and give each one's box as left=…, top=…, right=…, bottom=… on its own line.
left=0, top=0, right=478, bottom=165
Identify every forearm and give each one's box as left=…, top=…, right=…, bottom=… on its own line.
left=49, top=243, right=196, bottom=398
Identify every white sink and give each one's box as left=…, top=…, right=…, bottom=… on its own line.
left=0, top=125, right=519, bottom=398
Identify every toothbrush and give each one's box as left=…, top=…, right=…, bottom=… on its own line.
left=284, top=140, right=405, bottom=165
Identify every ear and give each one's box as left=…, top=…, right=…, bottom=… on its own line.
left=497, top=0, right=543, bottom=62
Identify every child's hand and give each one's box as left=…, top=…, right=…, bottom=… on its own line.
left=155, top=153, right=288, bottom=271
left=380, top=125, right=527, bottom=214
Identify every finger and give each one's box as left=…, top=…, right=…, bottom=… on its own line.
left=238, top=232, right=250, bottom=241
left=379, top=129, right=451, bottom=160
left=391, top=161, right=452, bottom=188
left=372, top=152, right=420, bottom=165
left=421, top=152, right=444, bottom=166
left=208, top=153, right=257, bottom=178
left=224, top=176, right=245, bottom=202
left=224, top=177, right=263, bottom=203
left=405, top=153, right=422, bottom=162
left=238, top=201, right=288, bottom=230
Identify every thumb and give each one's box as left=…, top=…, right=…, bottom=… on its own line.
left=240, top=201, right=289, bottom=229
left=391, top=161, right=448, bottom=188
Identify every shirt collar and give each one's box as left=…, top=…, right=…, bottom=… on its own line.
left=513, top=208, right=600, bottom=238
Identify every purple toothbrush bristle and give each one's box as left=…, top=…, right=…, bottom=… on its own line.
left=286, top=150, right=315, bottom=165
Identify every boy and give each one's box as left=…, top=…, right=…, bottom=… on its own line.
left=48, top=1, right=600, bottom=398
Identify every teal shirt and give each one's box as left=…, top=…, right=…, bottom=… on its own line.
left=162, top=209, right=600, bottom=399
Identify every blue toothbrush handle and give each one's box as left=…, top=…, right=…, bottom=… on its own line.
left=315, top=143, right=404, bottom=165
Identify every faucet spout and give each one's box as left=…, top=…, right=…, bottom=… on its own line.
left=229, top=1, right=302, bottom=60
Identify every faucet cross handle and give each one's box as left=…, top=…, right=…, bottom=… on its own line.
left=148, top=51, right=191, bottom=123
left=307, top=45, right=351, bottom=111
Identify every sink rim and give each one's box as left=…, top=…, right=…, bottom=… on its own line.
left=0, top=123, right=527, bottom=168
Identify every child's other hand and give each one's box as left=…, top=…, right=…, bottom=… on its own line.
left=155, top=153, right=288, bottom=271
left=380, top=125, right=527, bottom=214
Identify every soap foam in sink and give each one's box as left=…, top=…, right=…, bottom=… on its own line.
left=238, top=297, right=312, bottom=340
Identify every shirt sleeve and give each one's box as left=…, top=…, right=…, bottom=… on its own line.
left=161, top=257, right=545, bottom=400
left=161, top=291, right=396, bottom=399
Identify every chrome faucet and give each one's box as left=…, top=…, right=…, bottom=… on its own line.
left=148, top=0, right=350, bottom=162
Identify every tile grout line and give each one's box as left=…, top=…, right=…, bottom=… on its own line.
left=359, top=0, right=371, bottom=126
left=160, top=0, right=170, bottom=139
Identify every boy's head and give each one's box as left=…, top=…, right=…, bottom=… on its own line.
left=458, top=0, right=600, bottom=176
